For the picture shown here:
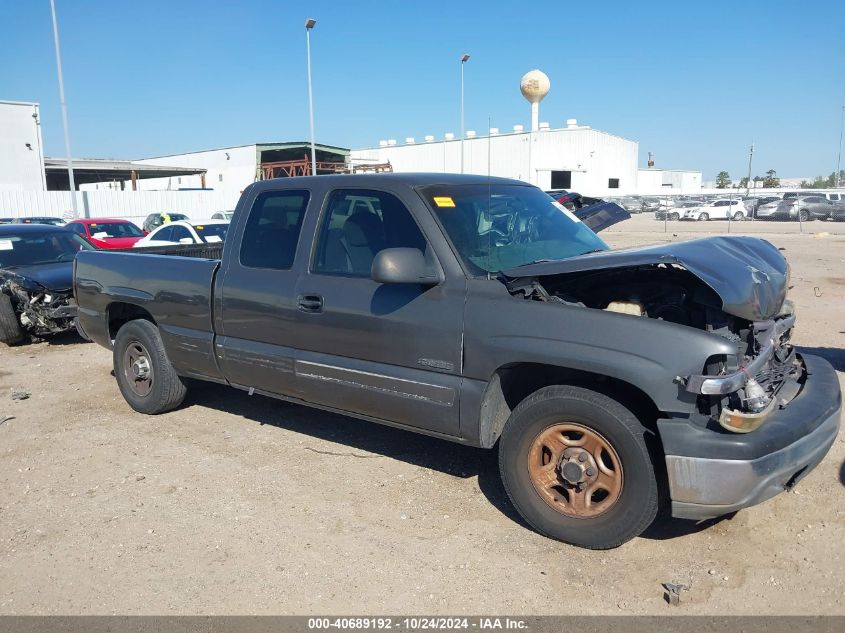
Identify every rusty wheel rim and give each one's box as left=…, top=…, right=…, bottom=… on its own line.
left=527, top=423, right=623, bottom=518
left=123, top=341, right=153, bottom=397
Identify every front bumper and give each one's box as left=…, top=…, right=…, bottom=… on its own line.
left=659, top=353, right=841, bottom=520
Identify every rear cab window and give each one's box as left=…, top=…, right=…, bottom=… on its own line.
left=239, top=190, right=310, bottom=270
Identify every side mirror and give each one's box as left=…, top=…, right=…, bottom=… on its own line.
left=179, top=237, right=194, bottom=245
left=371, top=248, right=440, bottom=286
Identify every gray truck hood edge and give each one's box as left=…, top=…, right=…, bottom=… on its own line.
left=502, top=236, right=788, bottom=322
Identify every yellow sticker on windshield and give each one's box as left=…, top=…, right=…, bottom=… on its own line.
left=195, top=225, right=204, bottom=230
left=433, top=196, right=455, bottom=208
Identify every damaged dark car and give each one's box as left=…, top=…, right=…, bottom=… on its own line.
left=74, top=174, right=841, bottom=549
left=0, top=224, right=94, bottom=345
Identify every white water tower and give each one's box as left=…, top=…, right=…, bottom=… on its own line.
left=520, top=69, right=550, bottom=132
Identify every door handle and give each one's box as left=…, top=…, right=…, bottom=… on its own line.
left=297, top=293, right=324, bottom=313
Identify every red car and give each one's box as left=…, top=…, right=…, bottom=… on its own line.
left=65, top=218, right=145, bottom=249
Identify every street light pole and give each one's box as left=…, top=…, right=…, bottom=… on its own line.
left=49, top=0, right=78, bottom=216
left=460, top=53, right=470, bottom=174
left=746, top=143, right=754, bottom=196
left=305, top=18, right=317, bottom=176
left=837, top=105, right=844, bottom=188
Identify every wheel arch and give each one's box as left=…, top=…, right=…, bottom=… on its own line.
left=106, top=301, right=157, bottom=340
left=477, top=362, right=662, bottom=449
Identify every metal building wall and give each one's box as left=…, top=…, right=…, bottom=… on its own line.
left=0, top=101, right=46, bottom=191
left=0, top=190, right=239, bottom=225
left=350, top=127, right=638, bottom=196
left=80, top=144, right=258, bottom=194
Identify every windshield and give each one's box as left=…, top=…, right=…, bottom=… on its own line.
left=87, top=222, right=143, bottom=238
left=420, top=184, right=608, bottom=275
left=19, top=218, right=65, bottom=226
left=193, top=223, right=229, bottom=243
left=0, top=231, right=94, bottom=267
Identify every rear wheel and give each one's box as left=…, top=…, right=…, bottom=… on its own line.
left=0, top=294, right=25, bottom=346
left=697, top=212, right=709, bottom=221
left=113, top=319, right=187, bottom=414
left=498, top=385, right=659, bottom=549
left=732, top=211, right=744, bottom=221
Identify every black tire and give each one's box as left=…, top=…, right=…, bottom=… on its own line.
left=697, top=212, right=709, bottom=221
left=498, top=385, right=659, bottom=549
left=0, top=294, right=25, bottom=346
left=74, top=317, right=91, bottom=342
left=668, top=212, right=680, bottom=221
left=798, top=209, right=810, bottom=222
left=113, top=319, right=187, bottom=414
left=732, top=211, right=744, bottom=221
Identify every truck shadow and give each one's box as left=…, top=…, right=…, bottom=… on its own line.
left=184, top=381, right=736, bottom=542
left=184, top=380, right=531, bottom=530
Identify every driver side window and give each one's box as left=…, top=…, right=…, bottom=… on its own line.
left=313, top=189, right=427, bottom=277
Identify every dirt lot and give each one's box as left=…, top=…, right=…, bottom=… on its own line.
left=1, top=216, right=844, bottom=615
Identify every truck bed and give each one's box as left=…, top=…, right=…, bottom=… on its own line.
left=74, top=249, right=222, bottom=381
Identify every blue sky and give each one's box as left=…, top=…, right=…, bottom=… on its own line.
left=2, top=0, right=844, bottom=180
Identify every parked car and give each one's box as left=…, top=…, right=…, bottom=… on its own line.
left=141, top=212, right=189, bottom=233
left=757, top=195, right=828, bottom=221
left=680, top=199, right=747, bottom=221
left=133, top=220, right=229, bottom=248
left=13, top=216, right=66, bottom=226
left=0, top=224, right=94, bottom=345
left=74, top=173, right=840, bottom=550
left=0, top=218, right=14, bottom=225
left=65, top=218, right=145, bottom=249
left=617, top=196, right=645, bottom=213
left=655, top=201, right=701, bottom=221
left=211, top=211, right=235, bottom=221
left=784, top=191, right=844, bottom=202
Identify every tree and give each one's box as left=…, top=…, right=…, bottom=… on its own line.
left=715, top=171, right=731, bottom=188
left=739, top=176, right=750, bottom=188
left=762, top=169, right=780, bottom=188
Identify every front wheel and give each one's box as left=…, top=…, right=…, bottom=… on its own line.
left=697, top=212, right=709, bottom=221
left=0, top=294, right=26, bottom=346
left=113, top=319, right=187, bottom=414
left=798, top=209, right=810, bottom=222
left=668, top=212, right=680, bottom=221
left=498, top=386, right=659, bottom=549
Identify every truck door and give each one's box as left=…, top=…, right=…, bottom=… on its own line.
left=214, top=188, right=312, bottom=396
left=291, top=187, right=465, bottom=437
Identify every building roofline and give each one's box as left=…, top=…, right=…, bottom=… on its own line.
left=353, top=125, right=637, bottom=151
left=138, top=141, right=350, bottom=160
left=0, top=100, right=39, bottom=107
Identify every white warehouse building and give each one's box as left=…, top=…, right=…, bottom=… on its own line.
left=350, top=120, right=639, bottom=196
left=0, top=100, right=47, bottom=191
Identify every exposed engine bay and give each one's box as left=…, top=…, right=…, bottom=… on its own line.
left=0, top=270, right=77, bottom=340
left=504, top=262, right=803, bottom=432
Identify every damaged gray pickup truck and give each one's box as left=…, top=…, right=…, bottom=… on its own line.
left=74, top=174, right=841, bottom=549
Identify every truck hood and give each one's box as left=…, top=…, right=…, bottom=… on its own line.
left=502, top=236, right=788, bottom=321
left=0, top=262, right=73, bottom=292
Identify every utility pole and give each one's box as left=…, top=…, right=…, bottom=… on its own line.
left=746, top=143, right=754, bottom=195
left=305, top=18, right=317, bottom=176
left=837, top=106, right=844, bottom=187
left=49, top=0, right=78, bottom=216
left=460, top=53, right=470, bottom=173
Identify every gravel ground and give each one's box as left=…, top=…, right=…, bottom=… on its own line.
left=0, top=216, right=843, bottom=615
